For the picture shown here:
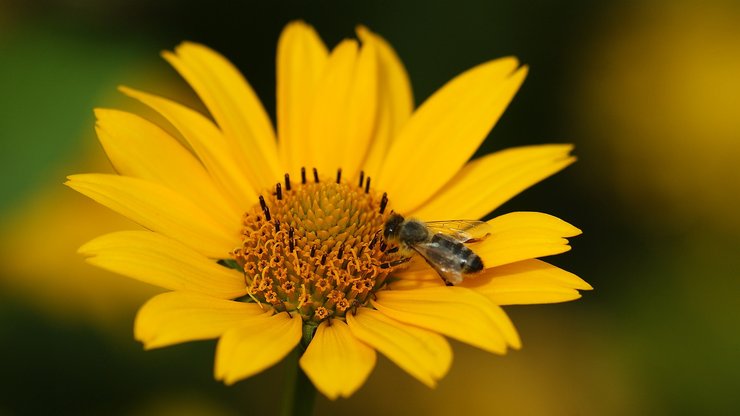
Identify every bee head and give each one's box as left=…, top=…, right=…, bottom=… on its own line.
left=383, top=213, right=405, bottom=239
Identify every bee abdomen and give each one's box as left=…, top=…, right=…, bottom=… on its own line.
left=463, top=253, right=484, bottom=273
left=431, top=234, right=484, bottom=274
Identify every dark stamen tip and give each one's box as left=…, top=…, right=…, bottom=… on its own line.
left=288, top=226, right=295, bottom=252
left=336, top=168, right=342, bottom=184
left=379, top=192, right=388, bottom=214
left=284, top=173, right=292, bottom=191
left=365, top=177, right=371, bottom=193
left=313, top=167, right=319, bottom=183
left=276, top=183, right=282, bottom=200
left=301, top=167, right=307, bottom=184
left=358, top=170, right=364, bottom=188
left=258, top=195, right=272, bottom=221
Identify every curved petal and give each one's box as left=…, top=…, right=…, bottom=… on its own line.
left=470, top=212, right=582, bottom=268
left=356, top=26, right=413, bottom=180
left=94, top=108, right=242, bottom=224
left=377, top=59, right=528, bottom=213
left=412, top=144, right=576, bottom=220
left=393, top=262, right=450, bottom=286
left=163, top=42, right=281, bottom=190
left=134, top=291, right=268, bottom=349
left=277, top=21, right=329, bottom=175
left=347, top=308, right=451, bottom=388
left=79, top=231, right=247, bottom=298
left=372, top=286, right=520, bottom=353
left=215, top=312, right=302, bottom=385
left=306, top=39, right=378, bottom=180
left=118, top=86, right=258, bottom=209
left=65, top=174, right=238, bottom=258
left=300, top=320, right=376, bottom=400
left=461, top=259, right=592, bottom=305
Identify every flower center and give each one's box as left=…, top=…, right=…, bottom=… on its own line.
left=232, top=168, right=405, bottom=325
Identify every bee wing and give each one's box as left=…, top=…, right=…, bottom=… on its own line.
left=424, top=220, right=492, bottom=243
left=410, top=240, right=465, bottom=285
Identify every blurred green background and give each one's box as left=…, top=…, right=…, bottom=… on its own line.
left=2, top=0, right=739, bottom=414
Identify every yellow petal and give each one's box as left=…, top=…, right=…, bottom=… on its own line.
left=94, top=108, right=242, bottom=226
left=277, top=21, right=329, bottom=175
left=393, top=263, right=449, bottom=286
left=79, top=231, right=247, bottom=298
left=347, top=308, right=451, bottom=388
left=372, top=286, right=520, bottom=353
left=163, top=42, right=281, bottom=190
left=470, top=211, right=582, bottom=268
left=134, top=291, right=268, bottom=349
left=300, top=320, right=376, bottom=400
left=356, top=26, right=414, bottom=179
left=412, top=145, right=576, bottom=220
left=65, top=174, right=237, bottom=258
left=118, top=86, right=258, bottom=209
left=393, top=257, right=444, bottom=282
left=377, top=59, right=528, bottom=213
left=215, top=312, right=301, bottom=385
left=462, top=259, right=592, bottom=305
left=306, top=39, right=378, bottom=180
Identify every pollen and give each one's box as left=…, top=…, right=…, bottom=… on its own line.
left=232, top=169, right=405, bottom=325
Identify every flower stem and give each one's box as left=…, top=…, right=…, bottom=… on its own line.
left=281, top=348, right=316, bottom=416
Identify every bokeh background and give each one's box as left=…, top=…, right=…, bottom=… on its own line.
left=2, top=0, right=739, bottom=414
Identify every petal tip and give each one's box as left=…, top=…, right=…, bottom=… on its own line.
left=117, top=85, right=135, bottom=96
left=175, top=40, right=201, bottom=52
left=569, top=225, right=583, bottom=237
left=286, top=19, right=310, bottom=29
left=510, top=65, right=529, bottom=86
left=92, top=107, right=108, bottom=118
left=77, top=243, right=94, bottom=256
left=355, top=24, right=371, bottom=39
left=160, top=49, right=174, bottom=59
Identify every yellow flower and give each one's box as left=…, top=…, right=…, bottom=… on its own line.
left=66, top=21, right=591, bottom=399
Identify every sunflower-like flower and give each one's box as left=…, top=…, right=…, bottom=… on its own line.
left=67, top=21, right=591, bottom=400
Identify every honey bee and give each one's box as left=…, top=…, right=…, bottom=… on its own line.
left=383, top=213, right=492, bottom=285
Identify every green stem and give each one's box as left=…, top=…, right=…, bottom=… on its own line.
left=280, top=347, right=317, bottom=416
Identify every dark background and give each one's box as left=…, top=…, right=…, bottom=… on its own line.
left=1, top=0, right=739, bottom=414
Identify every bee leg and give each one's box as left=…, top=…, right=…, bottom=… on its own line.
left=443, top=279, right=453, bottom=287
left=368, top=230, right=382, bottom=249
left=379, top=257, right=411, bottom=269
